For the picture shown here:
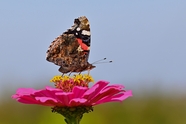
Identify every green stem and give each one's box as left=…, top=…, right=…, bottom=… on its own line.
left=65, top=116, right=81, bottom=124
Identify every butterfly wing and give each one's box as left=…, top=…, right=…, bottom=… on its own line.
left=46, top=16, right=94, bottom=73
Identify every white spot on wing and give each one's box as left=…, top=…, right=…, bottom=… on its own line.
left=76, top=27, right=81, bottom=31
left=82, top=30, right=90, bottom=36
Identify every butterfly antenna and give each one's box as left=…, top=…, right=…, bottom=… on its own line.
left=92, top=58, right=106, bottom=64
left=93, top=60, right=112, bottom=64
left=91, top=58, right=112, bottom=64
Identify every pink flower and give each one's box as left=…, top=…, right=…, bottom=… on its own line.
left=12, top=75, right=132, bottom=124
left=12, top=80, right=132, bottom=107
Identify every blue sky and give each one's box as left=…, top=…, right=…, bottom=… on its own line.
left=0, top=1, right=186, bottom=94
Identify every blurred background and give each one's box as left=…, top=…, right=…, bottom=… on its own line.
left=0, top=1, right=186, bottom=124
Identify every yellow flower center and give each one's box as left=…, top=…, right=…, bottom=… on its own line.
left=50, top=74, right=94, bottom=92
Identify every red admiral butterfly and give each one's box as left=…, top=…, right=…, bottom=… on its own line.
left=46, top=16, right=95, bottom=74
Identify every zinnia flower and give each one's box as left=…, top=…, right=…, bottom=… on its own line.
left=12, top=74, right=132, bottom=124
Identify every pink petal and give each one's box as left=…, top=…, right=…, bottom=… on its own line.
left=69, top=98, right=87, bottom=106
left=55, top=92, right=74, bottom=106
left=83, top=80, right=109, bottom=99
left=35, top=97, right=59, bottom=106
left=11, top=88, right=36, bottom=99
left=72, top=86, right=88, bottom=98
left=93, top=90, right=133, bottom=105
left=85, top=82, right=125, bottom=104
left=55, top=86, right=88, bottom=106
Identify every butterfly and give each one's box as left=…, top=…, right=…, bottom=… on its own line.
left=46, top=16, right=95, bottom=74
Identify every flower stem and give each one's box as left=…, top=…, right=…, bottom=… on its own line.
left=65, top=116, right=81, bottom=124
left=52, top=106, right=93, bottom=124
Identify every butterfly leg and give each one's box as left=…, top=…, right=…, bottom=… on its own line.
left=68, top=72, right=72, bottom=76
left=61, top=73, right=65, bottom=77
left=87, top=70, right=90, bottom=75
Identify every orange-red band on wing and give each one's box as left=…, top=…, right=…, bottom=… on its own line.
left=77, top=38, right=89, bottom=51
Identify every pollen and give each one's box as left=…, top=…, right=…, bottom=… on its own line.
left=83, top=74, right=94, bottom=83
left=50, top=75, right=62, bottom=83
left=50, top=74, right=94, bottom=92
